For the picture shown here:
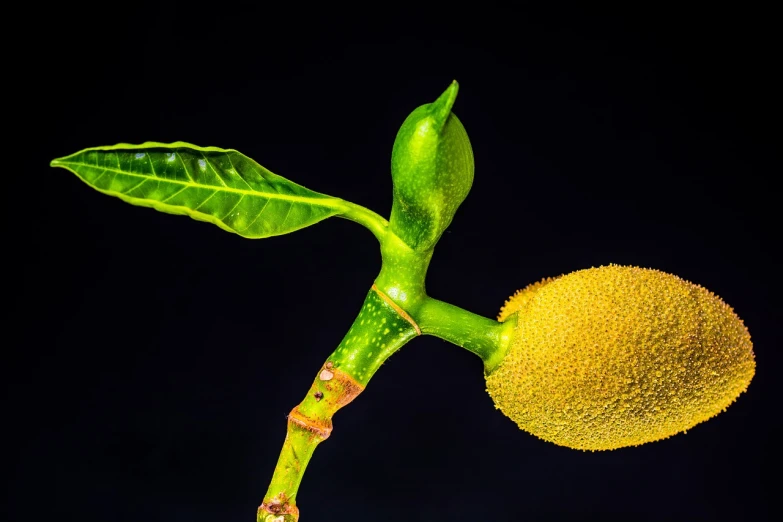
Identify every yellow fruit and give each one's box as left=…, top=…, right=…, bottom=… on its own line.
left=486, top=265, right=755, bottom=451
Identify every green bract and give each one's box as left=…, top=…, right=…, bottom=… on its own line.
left=389, top=81, right=475, bottom=251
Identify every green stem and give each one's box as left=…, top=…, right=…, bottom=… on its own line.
left=258, top=287, right=419, bottom=522
left=327, top=285, right=420, bottom=385
left=371, top=230, right=513, bottom=373
left=416, top=297, right=515, bottom=373
left=339, top=200, right=390, bottom=244
left=373, top=232, right=433, bottom=311
left=259, top=231, right=514, bottom=521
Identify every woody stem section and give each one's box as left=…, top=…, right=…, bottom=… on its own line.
left=258, top=286, right=420, bottom=522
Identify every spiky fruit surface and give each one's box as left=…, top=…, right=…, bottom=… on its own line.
left=486, top=265, right=755, bottom=451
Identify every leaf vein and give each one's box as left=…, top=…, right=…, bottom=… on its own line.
left=60, top=162, right=342, bottom=207
left=221, top=194, right=245, bottom=222
left=193, top=190, right=219, bottom=212
left=174, top=150, right=195, bottom=183
left=238, top=197, right=271, bottom=234
left=199, top=151, right=228, bottom=187
left=123, top=177, right=150, bottom=195
left=91, top=168, right=110, bottom=186
left=160, top=186, right=189, bottom=203
left=225, top=151, right=253, bottom=190
left=277, top=202, right=295, bottom=231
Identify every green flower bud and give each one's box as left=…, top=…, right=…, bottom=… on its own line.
left=389, top=81, right=474, bottom=251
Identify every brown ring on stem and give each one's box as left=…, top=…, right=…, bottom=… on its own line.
left=371, top=283, right=422, bottom=335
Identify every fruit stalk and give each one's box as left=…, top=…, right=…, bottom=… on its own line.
left=416, top=297, right=515, bottom=373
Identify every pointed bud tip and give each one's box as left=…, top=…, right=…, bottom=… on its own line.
left=431, top=80, right=460, bottom=129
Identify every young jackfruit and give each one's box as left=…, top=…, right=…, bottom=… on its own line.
left=486, top=265, right=755, bottom=451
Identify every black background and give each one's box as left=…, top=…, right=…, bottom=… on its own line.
left=9, top=4, right=780, bottom=521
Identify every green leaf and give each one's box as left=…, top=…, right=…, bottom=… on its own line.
left=51, top=142, right=349, bottom=238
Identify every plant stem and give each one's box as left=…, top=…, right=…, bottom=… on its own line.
left=373, top=232, right=433, bottom=311
left=371, top=230, right=514, bottom=373
left=416, top=297, right=515, bottom=373
left=258, top=286, right=420, bottom=522
left=339, top=200, right=390, bottom=244
left=260, top=230, right=514, bottom=520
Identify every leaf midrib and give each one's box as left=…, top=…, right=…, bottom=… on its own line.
left=56, top=161, right=345, bottom=208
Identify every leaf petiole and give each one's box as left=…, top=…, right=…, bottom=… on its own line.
left=338, top=200, right=389, bottom=244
